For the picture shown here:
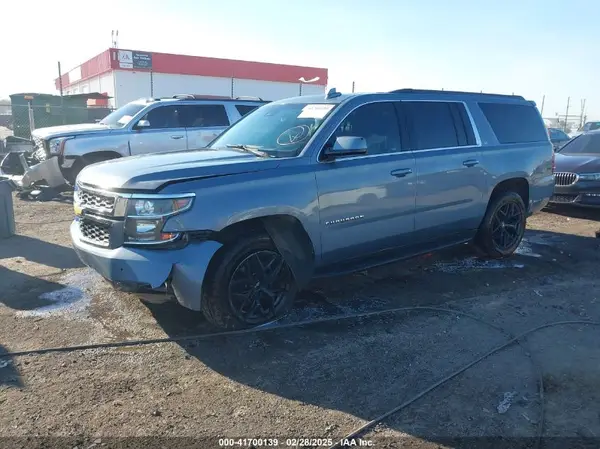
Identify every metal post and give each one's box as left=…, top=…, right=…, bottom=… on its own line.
left=150, top=69, right=154, bottom=97
left=564, top=97, right=570, bottom=132
left=299, top=83, right=302, bottom=96
left=27, top=101, right=35, bottom=135
left=540, top=95, right=545, bottom=116
left=352, top=81, right=355, bottom=93
left=58, top=61, right=65, bottom=125
left=231, top=76, right=234, bottom=98
left=580, top=99, right=586, bottom=128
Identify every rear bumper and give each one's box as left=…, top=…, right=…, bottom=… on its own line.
left=70, top=221, right=222, bottom=310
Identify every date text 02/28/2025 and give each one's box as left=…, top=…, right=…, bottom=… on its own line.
left=218, top=437, right=374, bottom=447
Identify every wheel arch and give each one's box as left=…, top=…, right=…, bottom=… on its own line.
left=215, top=213, right=316, bottom=288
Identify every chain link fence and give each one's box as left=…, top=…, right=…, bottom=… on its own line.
left=0, top=104, right=115, bottom=142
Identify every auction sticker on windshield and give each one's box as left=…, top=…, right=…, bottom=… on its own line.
left=298, top=104, right=335, bottom=119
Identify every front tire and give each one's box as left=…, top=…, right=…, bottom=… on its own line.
left=474, top=191, right=526, bottom=259
left=202, top=234, right=297, bottom=330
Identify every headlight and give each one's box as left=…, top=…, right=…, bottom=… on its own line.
left=48, top=136, right=73, bottom=156
left=577, top=173, right=600, bottom=181
left=123, top=194, right=194, bottom=245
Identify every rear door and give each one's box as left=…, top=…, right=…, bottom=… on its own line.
left=316, top=101, right=417, bottom=264
left=402, top=100, right=487, bottom=241
left=129, top=105, right=188, bottom=155
left=180, top=104, right=231, bottom=149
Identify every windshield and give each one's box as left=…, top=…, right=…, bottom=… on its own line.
left=99, top=102, right=146, bottom=128
left=558, top=133, right=600, bottom=154
left=588, top=122, right=600, bottom=131
left=208, top=102, right=338, bottom=157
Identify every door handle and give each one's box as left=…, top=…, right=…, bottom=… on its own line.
left=390, top=168, right=413, bottom=178
left=170, top=135, right=185, bottom=140
left=463, top=159, right=479, bottom=167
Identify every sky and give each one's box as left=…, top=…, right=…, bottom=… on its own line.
left=1, top=0, right=597, bottom=120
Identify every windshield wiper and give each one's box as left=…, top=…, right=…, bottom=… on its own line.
left=225, top=144, right=270, bottom=158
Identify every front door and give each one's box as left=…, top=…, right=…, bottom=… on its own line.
left=315, top=101, right=417, bottom=265
left=129, top=105, right=188, bottom=155
left=179, top=104, right=231, bottom=149
left=402, top=100, right=487, bottom=241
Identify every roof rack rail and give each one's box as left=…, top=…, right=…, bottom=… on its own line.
left=234, top=96, right=264, bottom=101
left=389, top=88, right=524, bottom=100
left=172, top=94, right=196, bottom=99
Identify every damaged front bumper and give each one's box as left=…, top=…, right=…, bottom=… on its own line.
left=0, top=152, right=66, bottom=189
left=70, top=221, right=222, bottom=311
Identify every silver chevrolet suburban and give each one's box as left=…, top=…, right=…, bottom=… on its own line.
left=70, top=88, right=555, bottom=330
left=29, top=95, right=267, bottom=184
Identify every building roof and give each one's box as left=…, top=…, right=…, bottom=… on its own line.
left=55, top=48, right=328, bottom=90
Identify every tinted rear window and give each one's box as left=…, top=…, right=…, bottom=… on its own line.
left=478, top=103, right=547, bottom=144
left=235, top=104, right=260, bottom=117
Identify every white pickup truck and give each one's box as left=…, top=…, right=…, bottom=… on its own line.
left=15, top=95, right=266, bottom=186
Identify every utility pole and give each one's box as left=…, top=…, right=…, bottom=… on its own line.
left=564, top=97, right=570, bottom=132
left=58, top=61, right=65, bottom=125
left=580, top=99, right=586, bottom=128
left=351, top=81, right=355, bottom=93
left=540, top=95, right=545, bottom=116
left=150, top=69, right=154, bottom=97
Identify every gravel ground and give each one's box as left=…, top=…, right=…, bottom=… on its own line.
left=1, top=194, right=600, bottom=448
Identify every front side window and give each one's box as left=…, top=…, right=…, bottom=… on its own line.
left=99, top=102, right=146, bottom=128
left=328, top=102, right=401, bottom=156
left=208, top=101, right=338, bottom=158
left=558, top=133, right=600, bottom=154
left=138, top=105, right=182, bottom=129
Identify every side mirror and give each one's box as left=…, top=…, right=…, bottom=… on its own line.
left=136, top=119, right=150, bottom=129
left=323, top=136, right=368, bottom=159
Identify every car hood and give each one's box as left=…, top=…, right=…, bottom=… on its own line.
left=554, top=152, right=600, bottom=173
left=32, top=123, right=111, bottom=140
left=77, top=148, right=280, bottom=191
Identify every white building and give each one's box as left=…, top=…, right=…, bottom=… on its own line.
left=55, top=48, right=329, bottom=108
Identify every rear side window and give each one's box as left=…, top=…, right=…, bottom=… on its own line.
left=479, top=102, right=547, bottom=144
left=404, top=101, right=473, bottom=150
left=235, top=104, right=259, bottom=117
left=180, top=104, right=230, bottom=128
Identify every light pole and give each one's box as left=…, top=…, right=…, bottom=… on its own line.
left=298, top=76, right=320, bottom=96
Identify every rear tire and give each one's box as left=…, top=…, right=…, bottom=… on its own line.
left=201, top=234, right=297, bottom=330
left=474, top=191, right=526, bottom=259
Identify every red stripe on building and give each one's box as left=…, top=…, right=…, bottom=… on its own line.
left=55, top=50, right=112, bottom=90
left=56, top=48, right=328, bottom=89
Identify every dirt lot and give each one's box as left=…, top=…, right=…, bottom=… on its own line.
left=1, top=193, right=600, bottom=448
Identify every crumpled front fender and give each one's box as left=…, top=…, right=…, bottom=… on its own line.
left=170, top=241, right=222, bottom=311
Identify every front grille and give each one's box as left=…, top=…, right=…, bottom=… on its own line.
left=79, top=219, right=110, bottom=246
left=77, top=189, right=116, bottom=213
left=32, top=137, right=45, bottom=151
left=550, top=194, right=577, bottom=204
left=554, top=172, right=578, bottom=186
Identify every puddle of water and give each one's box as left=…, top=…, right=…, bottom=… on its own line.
left=516, top=240, right=543, bottom=258
left=433, top=257, right=525, bottom=273
left=15, top=270, right=97, bottom=319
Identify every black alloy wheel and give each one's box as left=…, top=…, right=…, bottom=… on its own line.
left=228, top=249, right=294, bottom=325
left=490, top=202, right=525, bottom=252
